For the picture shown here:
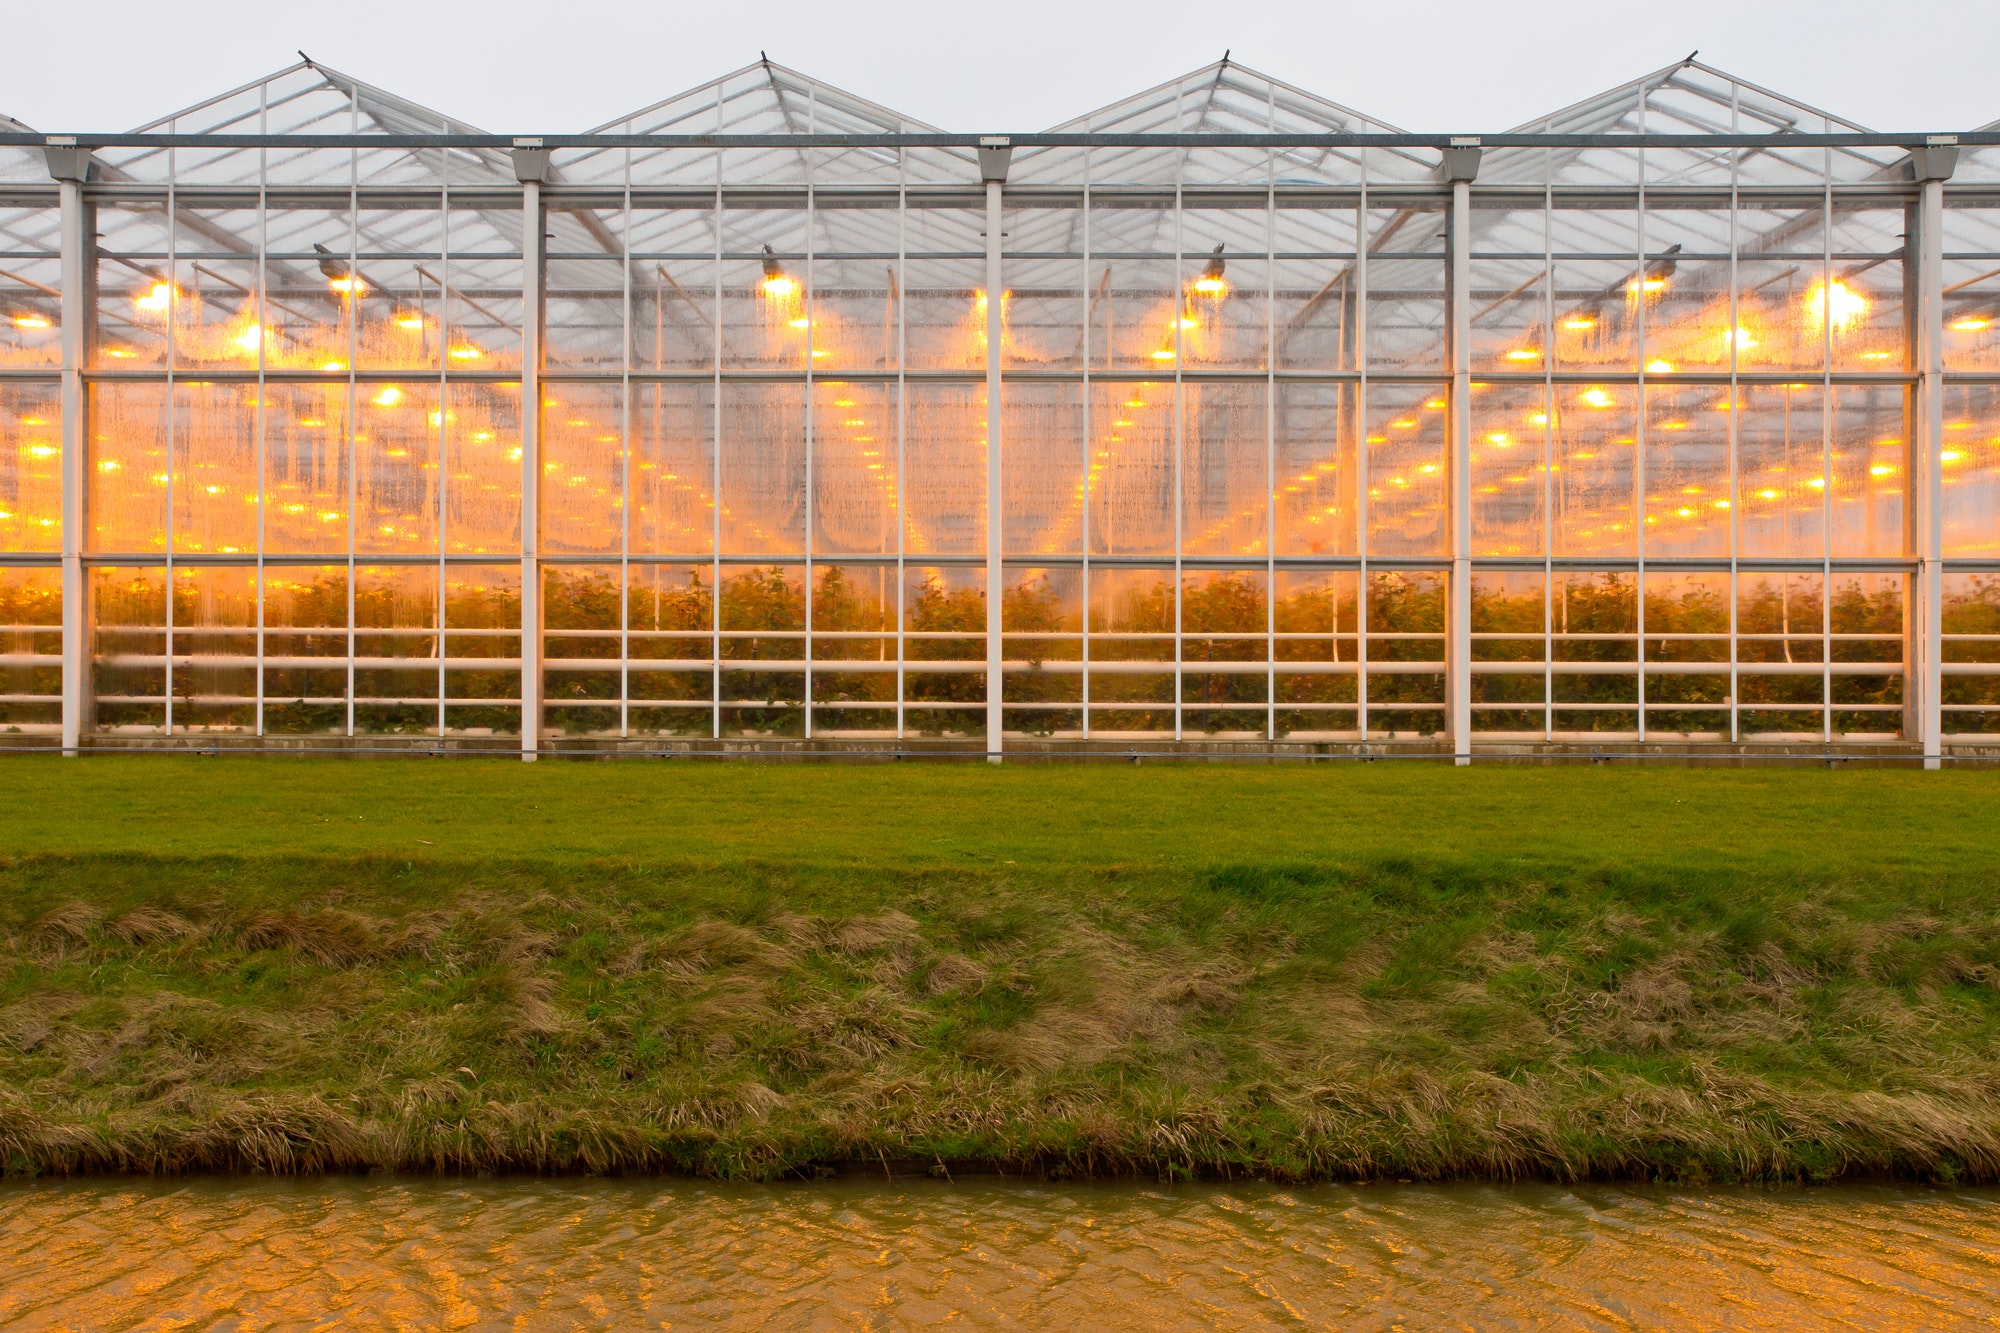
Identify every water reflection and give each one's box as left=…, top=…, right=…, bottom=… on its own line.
left=3, top=1176, right=1996, bottom=1330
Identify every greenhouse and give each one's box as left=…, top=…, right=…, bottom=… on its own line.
left=1, top=55, right=1997, bottom=760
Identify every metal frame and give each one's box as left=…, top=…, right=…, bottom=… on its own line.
left=4, top=61, right=1993, bottom=760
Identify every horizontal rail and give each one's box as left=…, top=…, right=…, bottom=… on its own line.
left=6, top=132, right=1993, bottom=151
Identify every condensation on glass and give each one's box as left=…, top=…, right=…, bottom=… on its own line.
left=0, top=56, right=1990, bottom=747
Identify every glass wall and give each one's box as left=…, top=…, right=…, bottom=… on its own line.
left=1, top=57, right=1990, bottom=749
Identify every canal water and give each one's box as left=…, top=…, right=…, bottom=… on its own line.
left=3, top=1176, right=1996, bottom=1330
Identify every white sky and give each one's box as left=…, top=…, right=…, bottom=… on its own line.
left=5, top=0, right=1997, bottom=135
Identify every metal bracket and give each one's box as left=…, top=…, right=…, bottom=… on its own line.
left=977, top=135, right=1012, bottom=184
left=43, top=136, right=91, bottom=182
left=511, top=137, right=551, bottom=184
left=1441, top=136, right=1482, bottom=183
left=1910, top=136, right=1958, bottom=183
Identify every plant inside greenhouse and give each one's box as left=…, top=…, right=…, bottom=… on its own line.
left=1, top=53, right=1997, bottom=760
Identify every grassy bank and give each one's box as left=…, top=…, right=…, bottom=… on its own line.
left=1, top=761, right=1998, bottom=1182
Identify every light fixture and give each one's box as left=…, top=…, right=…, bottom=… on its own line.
left=1645, top=359, right=1674, bottom=373
left=1505, top=348, right=1541, bottom=362
left=12, top=314, right=51, bottom=329
left=373, top=387, right=402, bottom=407
left=1193, top=245, right=1227, bottom=296
left=1581, top=388, right=1613, bottom=408
left=1806, top=280, right=1867, bottom=332
left=395, top=312, right=425, bottom=331
left=761, top=246, right=795, bottom=298
left=135, top=282, right=172, bottom=312
left=1951, top=317, right=1990, bottom=332
left=448, top=344, right=482, bottom=360
left=235, top=325, right=263, bottom=353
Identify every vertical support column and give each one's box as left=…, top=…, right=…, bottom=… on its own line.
left=1911, top=139, right=1955, bottom=769
left=980, top=138, right=1011, bottom=762
left=1444, top=141, right=1480, bottom=765
left=514, top=143, right=550, bottom=761
left=49, top=143, right=91, bottom=755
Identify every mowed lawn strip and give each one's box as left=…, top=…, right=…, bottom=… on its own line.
left=0, top=758, right=1995, bottom=876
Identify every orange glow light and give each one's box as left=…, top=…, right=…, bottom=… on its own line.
left=12, top=315, right=50, bottom=329
left=1806, top=280, right=1866, bottom=332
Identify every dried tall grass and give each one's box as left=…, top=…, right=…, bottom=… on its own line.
left=1, top=854, right=1997, bottom=1183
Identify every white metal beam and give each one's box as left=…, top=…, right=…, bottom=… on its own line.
left=56, top=169, right=88, bottom=754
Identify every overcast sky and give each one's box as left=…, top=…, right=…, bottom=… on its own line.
left=5, top=0, right=1996, bottom=135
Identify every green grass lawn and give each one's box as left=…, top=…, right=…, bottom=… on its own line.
left=0, top=757, right=1995, bottom=877
left=2, top=758, right=1998, bottom=1183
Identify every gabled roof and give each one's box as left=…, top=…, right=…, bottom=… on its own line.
left=97, top=58, right=513, bottom=188
left=1482, top=57, right=1905, bottom=187
left=1013, top=58, right=1433, bottom=187
left=555, top=58, right=973, bottom=188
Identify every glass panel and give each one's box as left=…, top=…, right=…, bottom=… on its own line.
left=1471, top=569, right=1545, bottom=734
left=0, top=568, right=61, bottom=731
left=1274, top=381, right=1356, bottom=557
left=171, top=565, right=256, bottom=733
left=1181, top=381, right=1267, bottom=558
left=813, top=381, right=896, bottom=557
left=1829, top=571, right=1903, bottom=739
left=628, top=563, right=713, bottom=738
left=92, top=566, right=167, bottom=734
left=1943, top=573, right=2000, bottom=735
left=1643, top=384, right=1729, bottom=558
left=1003, top=381, right=1084, bottom=559
left=443, top=382, right=521, bottom=557
left=0, top=381, right=61, bottom=553
left=264, top=207, right=361, bottom=374
left=443, top=564, right=521, bottom=736
left=1087, top=565, right=1171, bottom=734
left=1179, top=208, right=1269, bottom=372
left=1468, top=254, right=1548, bottom=374
left=1363, top=383, right=1446, bottom=557
left=1365, top=205, right=1444, bottom=372
left=1943, top=383, right=2000, bottom=557
left=543, top=383, right=623, bottom=556
left=1827, top=383, right=1906, bottom=558
left=809, top=251, right=897, bottom=374
left=1273, top=569, right=1357, bottom=738
left=354, top=381, right=441, bottom=556
left=1001, top=565, right=1082, bottom=738
left=719, top=381, right=806, bottom=555
left=1552, top=571, right=1636, bottom=736
left=1470, top=382, right=1546, bottom=558
left=262, top=567, right=347, bottom=735
left=354, top=565, right=437, bottom=735
left=902, top=254, right=984, bottom=372
left=1088, top=380, right=1172, bottom=557
left=632, top=257, right=719, bottom=373
left=544, top=564, right=622, bottom=739
left=1736, top=383, right=1825, bottom=560
left=171, top=381, right=258, bottom=555
left=904, top=383, right=984, bottom=557
left=1365, top=569, right=1444, bottom=738
left=631, top=382, right=715, bottom=556
left=0, top=206, right=61, bottom=369
left=1552, top=382, right=1637, bottom=558
left=87, top=382, right=170, bottom=553
left=904, top=563, right=982, bottom=737
left=263, top=383, right=349, bottom=555
left=1004, top=205, right=1084, bottom=372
